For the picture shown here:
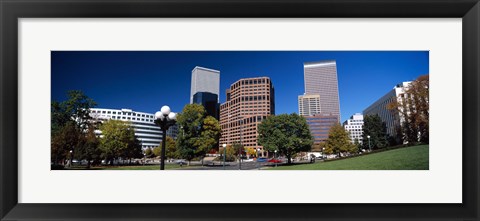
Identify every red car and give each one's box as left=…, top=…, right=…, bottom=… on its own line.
left=268, top=158, right=282, bottom=163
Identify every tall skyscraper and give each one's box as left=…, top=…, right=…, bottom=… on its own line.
left=298, top=60, right=341, bottom=145
left=190, top=66, right=220, bottom=104
left=192, top=92, right=219, bottom=119
left=302, top=60, right=341, bottom=117
left=219, top=77, right=275, bottom=157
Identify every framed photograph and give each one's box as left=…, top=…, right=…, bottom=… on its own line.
left=1, top=0, right=478, bottom=220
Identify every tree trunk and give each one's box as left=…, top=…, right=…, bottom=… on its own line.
left=87, top=160, right=91, bottom=169
left=287, top=154, right=292, bottom=164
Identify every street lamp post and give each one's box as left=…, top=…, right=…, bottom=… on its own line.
left=367, top=135, right=371, bottom=152
left=257, top=148, right=261, bottom=170
left=143, top=152, right=146, bottom=166
left=274, top=150, right=278, bottom=167
left=322, top=147, right=325, bottom=160
left=69, top=149, right=73, bottom=167
left=222, top=143, right=227, bottom=170
left=154, top=105, right=177, bottom=170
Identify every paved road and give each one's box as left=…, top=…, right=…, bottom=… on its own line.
left=178, top=161, right=282, bottom=170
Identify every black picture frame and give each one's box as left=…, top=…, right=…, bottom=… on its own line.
left=1, top=0, right=479, bottom=220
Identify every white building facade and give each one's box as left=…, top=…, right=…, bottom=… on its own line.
left=190, top=66, right=220, bottom=104
left=89, top=108, right=174, bottom=150
left=343, top=113, right=364, bottom=144
left=363, top=81, right=411, bottom=138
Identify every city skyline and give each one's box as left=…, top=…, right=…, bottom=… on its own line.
left=51, top=51, right=429, bottom=122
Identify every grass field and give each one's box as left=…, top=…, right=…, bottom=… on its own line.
left=269, top=145, right=429, bottom=170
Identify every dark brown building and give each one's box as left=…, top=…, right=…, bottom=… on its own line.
left=304, top=113, right=339, bottom=144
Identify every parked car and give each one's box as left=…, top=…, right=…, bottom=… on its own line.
left=257, top=157, right=268, bottom=162
left=267, top=158, right=282, bottom=163
left=175, top=159, right=187, bottom=165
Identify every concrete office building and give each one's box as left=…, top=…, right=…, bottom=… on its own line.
left=219, top=77, right=275, bottom=156
left=304, top=114, right=340, bottom=144
left=303, top=60, right=341, bottom=117
left=363, top=81, right=411, bottom=137
left=343, top=113, right=364, bottom=144
left=298, top=94, right=321, bottom=116
left=89, top=108, right=177, bottom=150
left=190, top=66, right=220, bottom=104
left=192, top=92, right=219, bottom=119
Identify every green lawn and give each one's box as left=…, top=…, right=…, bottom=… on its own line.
left=269, top=145, right=429, bottom=170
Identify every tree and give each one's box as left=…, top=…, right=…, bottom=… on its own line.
left=362, top=114, right=388, bottom=150
left=387, top=74, right=429, bottom=144
left=153, top=136, right=177, bottom=159
left=99, top=120, right=136, bottom=165
left=245, top=147, right=256, bottom=158
left=219, top=145, right=237, bottom=162
left=51, top=121, right=82, bottom=166
left=51, top=90, right=97, bottom=166
left=124, top=137, right=143, bottom=164
left=62, top=90, right=97, bottom=131
left=75, top=126, right=101, bottom=168
left=324, top=123, right=357, bottom=156
left=145, top=148, right=153, bottom=158
left=353, top=138, right=362, bottom=153
left=194, top=116, right=221, bottom=159
left=231, top=142, right=244, bottom=157
left=257, top=113, right=313, bottom=164
left=176, top=104, right=221, bottom=165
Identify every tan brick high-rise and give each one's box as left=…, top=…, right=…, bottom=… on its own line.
left=219, top=77, right=275, bottom=156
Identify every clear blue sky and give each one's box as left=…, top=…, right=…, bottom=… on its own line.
left=51, top=51, right=428, bottom=122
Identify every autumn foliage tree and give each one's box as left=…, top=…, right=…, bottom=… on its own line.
left=153, top=136, right=177, bottom=159
left=219, top=145, right=237, bottom=162
left=324, top=123, right=357, bottom=156
left=387, top=74, right=429, bottom=144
